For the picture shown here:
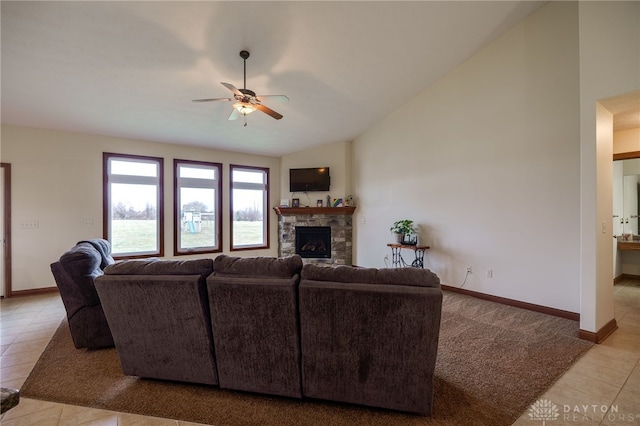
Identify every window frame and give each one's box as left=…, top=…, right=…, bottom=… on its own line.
left=103, top=152, right=164, bottom=259
left=173, top=159, right=223, bottom=256
left=229, top=164, right=270, bottom=251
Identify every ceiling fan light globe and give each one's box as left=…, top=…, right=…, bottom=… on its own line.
left=233, top=102, right=256, bottom=115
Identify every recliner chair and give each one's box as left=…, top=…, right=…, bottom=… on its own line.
left=50, top=239, right=115, bottom=349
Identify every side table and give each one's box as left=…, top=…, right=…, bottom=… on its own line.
left=387, top=243, right=430, bottom=268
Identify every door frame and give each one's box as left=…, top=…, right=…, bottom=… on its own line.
left=1, top=163, right=12, bottom=298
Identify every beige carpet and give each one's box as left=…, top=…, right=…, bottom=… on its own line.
left=21, top=291, right=593, bottom=425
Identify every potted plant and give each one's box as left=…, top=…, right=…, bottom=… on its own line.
left=390, top=219, right=415, bottom=244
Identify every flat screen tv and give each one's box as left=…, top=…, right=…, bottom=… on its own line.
left=289, top=167, right=330, bottom=192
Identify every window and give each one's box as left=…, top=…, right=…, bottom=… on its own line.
left=103, top=153, right=163, bottom=258
left=230, top=165, right=269, bottom=250
left=174, top=160, right=222, bottom=255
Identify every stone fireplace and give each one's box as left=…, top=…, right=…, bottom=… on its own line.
left=274, top=206, right=355, bottom=265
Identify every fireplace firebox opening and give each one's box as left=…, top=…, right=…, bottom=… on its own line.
left=295, top=226, right=331, bottom=259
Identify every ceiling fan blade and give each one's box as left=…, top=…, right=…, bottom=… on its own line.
left=221, top=82, right=243, bottom=97
left=255, top=103, right=283, bottom=120
left=192, top=97, right=233, bottom=103
left=256, top=95, right=289, bottom=102
left=228, top=108, right=241, bottom=121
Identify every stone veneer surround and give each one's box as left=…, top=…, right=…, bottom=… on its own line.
left=274, top=207, right=355, bottom=265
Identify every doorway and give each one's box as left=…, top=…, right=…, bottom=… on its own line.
left=606, top=90, right=640, bottom=283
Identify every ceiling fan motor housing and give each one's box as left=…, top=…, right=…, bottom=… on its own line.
left=239, top=88, right=256, bottom=98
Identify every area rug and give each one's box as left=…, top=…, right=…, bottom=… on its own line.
left=21, top=291, right=593, bottom=425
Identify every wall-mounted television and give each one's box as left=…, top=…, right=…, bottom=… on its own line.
left=289, top=167, right=330, bottom=192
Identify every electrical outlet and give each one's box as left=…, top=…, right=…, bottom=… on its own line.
left=20, top=221, right=39, bottom=229
left=466, top=266, right=472, bottom=274
left=83, top=219, right=94, bottom=227
left=487, top=269, right=493, bottom=278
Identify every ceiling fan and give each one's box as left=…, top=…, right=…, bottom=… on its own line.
left=192, top=50, right=289, bottom=125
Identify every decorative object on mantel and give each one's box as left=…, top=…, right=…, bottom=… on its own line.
left=390, top=219, right=416, bottom=244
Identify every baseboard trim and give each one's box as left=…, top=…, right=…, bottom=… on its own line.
left=614, top=273, right=640, bottom=284
left=6, top=286, right=58, bottom=298
left=579, top=318, right=618, bottom=344
left=441, top=284, right=580, bottom=321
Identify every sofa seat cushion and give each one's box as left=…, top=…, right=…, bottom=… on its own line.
left=301, top=264, right=440, bottom=288
left=212, top=254, right=302, bottom=278
left=104, top=258, right=213, bottom=277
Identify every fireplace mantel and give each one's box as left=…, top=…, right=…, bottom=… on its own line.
left=273, top=206, right=356, bottom=216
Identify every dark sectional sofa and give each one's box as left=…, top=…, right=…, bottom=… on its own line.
left=57, top=243, right=442, bottom=415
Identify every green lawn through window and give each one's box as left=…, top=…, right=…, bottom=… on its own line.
left=112, top=219, right=263, bottom=254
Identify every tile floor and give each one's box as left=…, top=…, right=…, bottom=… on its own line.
left=514, top=278, right=640, bottom=425
left=0, top=280, right=638, bottom=426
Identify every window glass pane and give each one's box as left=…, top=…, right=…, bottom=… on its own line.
left=111, top=160, right=157, bottom=177
left=110, top=183, right=158, bottom=254
left=233, top=169, right=264, bottom=184
left=179, top=187, right=217, bottom=250
left=230, top=165, right=268, bottom=250
left=104, top=153, right=163, bottom=258
left=180, top=166, right=216, bottom=180
left=232, top=188, right=265, bottom=246
left=175, top=161, right=221, bottom=255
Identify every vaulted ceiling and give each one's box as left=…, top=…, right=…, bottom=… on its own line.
left=2, top=1, right=552, bottom=156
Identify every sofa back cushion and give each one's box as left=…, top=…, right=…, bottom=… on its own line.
left=95, top=274, right=218, bottom=385
left=103, top=258, right=213, bottom=278
left=212, top=254, right=302, bottom=278
left=301, top=264, right=440, bottom=288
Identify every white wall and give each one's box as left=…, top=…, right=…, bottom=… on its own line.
left=353, top=2, right=581, bottom=312
left=280, top=140, right=352, bottom=207
left=579, top=1, right=640, bottom=333
left=613, top=128, right=640, bottom=154
left=1, top=124, right=280, bottom=292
